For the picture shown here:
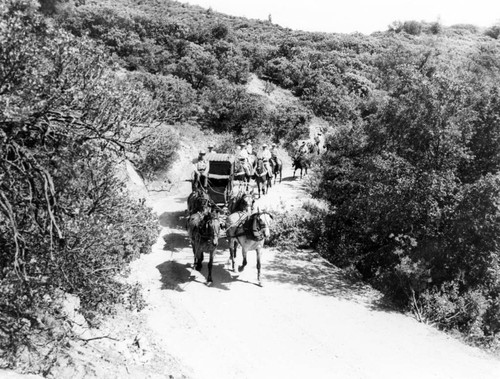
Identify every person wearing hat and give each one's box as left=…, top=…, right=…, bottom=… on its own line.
left=207, top=144, right=216, bottom=155
left=298, top=140, right=308, bottom=155
left=192, top=150, right=209, bottom=190
left=314, top=132, right=324, bottom=154
left=245, top=140, right=253, bottom=155
left=270, top=142, right=279, bottom=168
left=237, top=142, right=251, bottom=176
left=258, top=144, right=273, bottom=178
left=270, top=143, right=278, bottom=159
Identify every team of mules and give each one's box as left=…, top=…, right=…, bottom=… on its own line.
left=185, top=145, right=317, bottom=285
left=185, top=187, right=272, bottom=286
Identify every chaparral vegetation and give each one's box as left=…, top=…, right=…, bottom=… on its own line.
left=2, top=0, right=500, bottom=373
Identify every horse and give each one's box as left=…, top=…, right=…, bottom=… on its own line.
left=186, top=211, right=222, bottom=284
left=269, top=157, right=282, bottom=185
left=254, top=158, right=272, bottom=197
left=233, top=159, right=252, bottom=190
left=226, top=211, right=273, bottom=286
left=187, top=188, right=211, bottom=215
left=292, top=155, right=309, bottom=179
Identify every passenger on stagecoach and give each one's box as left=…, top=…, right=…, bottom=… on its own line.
left=192, top=151, right=209, bottom=190
left=207, top=144, right=216, bottom=155
left=258, top=144, right=273, bottom=177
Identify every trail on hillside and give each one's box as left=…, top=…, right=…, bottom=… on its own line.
left=128, top=166, right=500, bottom=379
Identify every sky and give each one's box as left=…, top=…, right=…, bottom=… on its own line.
left=177, top=0, right=500, bottom=35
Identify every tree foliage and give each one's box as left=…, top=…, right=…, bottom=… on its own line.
left=0, top=1, right=164, bottom=367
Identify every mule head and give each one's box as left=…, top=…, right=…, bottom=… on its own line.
left=206, top=212, right=222, bottom=246
left=256, top=211, right=273, bottom=239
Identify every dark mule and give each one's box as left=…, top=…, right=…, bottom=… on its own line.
left=186, top=211, right=222, bottom=284
left=270, top=157, right=283, bottom=185
left=228, top=189, right=255, bottom=214
left=292, top=155, right=309, bottom=179
left=254, top=158, right=272, bottom=197
left=187, top=188, right=211, bottom=215
left=226, top=211, right=273, bottom=286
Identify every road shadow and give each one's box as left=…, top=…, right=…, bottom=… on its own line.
left=280, top=176, right=299, bottom=182
left=156, top=261, right=192, bottom=291
left=162, top=232, right=190, bottom=253
left=159, top=210, right=187, bottom=228
left=156, top=254, right=237, bottom=291
left=264, top=249, right=395, bottom=312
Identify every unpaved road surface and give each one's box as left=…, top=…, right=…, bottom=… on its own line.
left=128, top=168, right=500, bottom=379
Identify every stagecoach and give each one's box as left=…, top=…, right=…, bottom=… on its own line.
left=206, top=153, right=235, bottom=209
left=187, top=153, right=272, bottom=285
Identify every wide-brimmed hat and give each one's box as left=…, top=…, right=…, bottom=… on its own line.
left=199, top=151, right=206, bottom=155
left=262, top=144, right=268, bottom=148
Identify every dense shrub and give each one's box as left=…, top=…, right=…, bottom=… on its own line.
left=0, top=1, right=160, bottom=368
left=267, top=201, right=329, bottom=250
left=134, top=125, right=180, bottom=181
left=308, top=49, right=500, bottom=347
left=485, top=25, right=500, bottom=40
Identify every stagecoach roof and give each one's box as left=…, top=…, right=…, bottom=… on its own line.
left=207, top=153, right=235, bottom=162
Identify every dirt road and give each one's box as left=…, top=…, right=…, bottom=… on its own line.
left=128, top=167, right=500, bottom=379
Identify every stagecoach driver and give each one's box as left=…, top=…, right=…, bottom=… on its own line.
left=258, top=144, right=273, bottom=177
left=192, top=151, right=209, bottom=190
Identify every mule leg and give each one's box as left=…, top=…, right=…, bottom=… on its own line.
left=207, top=250, right=214, bottom=284
left=256, top=248, right=262, bottom=286
left=238, top=247, right=247, bottom=272
left=229, top=239, right=237, bottom=271
left=195, top=252, right=203, bottom=271
left=192, top=244, right=197, bottom=269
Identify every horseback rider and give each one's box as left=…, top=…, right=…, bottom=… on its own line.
left=270, top=143, right=278, bottom=168
left=236, top=142, right=252, bottom=176
left=258, top=144, right=273, bottom=178
left=298, top=140, right=308, bottom=156
left=192, top=151, right=209, bottom=190
left=245, top=139, right=253, bottom=156
left=313, top=133, right=323, bottom=155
